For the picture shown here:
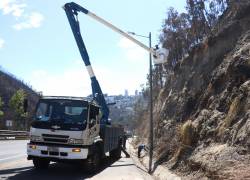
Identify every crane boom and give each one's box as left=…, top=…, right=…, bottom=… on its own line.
left=63, top=2, right=161, bottom=56
left=86, top=11, right=154, bottom=54
left=63, top=2, right=168, bottom=123
left=64, top=2, right=109, bottom=124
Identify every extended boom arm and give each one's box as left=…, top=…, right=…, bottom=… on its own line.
left=63, top=2, right=168, bottom=124
left=64, top=2, right=109, bottom=124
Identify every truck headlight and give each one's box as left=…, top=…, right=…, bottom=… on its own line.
left=68, top=138, right=84, bottom=145
left=30, top=135, right=43, bottom=142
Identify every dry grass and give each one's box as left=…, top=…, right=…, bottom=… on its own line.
left=170, top=120, right=196, bottom=165
left=218, top=96, right=241, bottom=136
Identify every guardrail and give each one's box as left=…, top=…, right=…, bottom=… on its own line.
left=0, top=130, right=29, bottom=140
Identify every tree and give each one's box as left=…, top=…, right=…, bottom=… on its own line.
left=0, top=96, right=4, bottom=117
left=157, top=0, right=228, bottom=86
left=160, top=8, right=191, bottom=67
left=9, top=89, right=27, bottom=130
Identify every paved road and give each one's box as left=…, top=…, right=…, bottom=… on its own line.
left=0, top=140, right=27, bottom=164
left=0, top=140, right=152, bottom=180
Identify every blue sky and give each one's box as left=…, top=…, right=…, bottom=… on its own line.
left=0, top=0, right=186, bottom=96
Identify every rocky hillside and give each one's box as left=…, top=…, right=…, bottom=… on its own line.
left=136, top=1, right=250, bottom=179
left=0, top=68, right=39, bottom=129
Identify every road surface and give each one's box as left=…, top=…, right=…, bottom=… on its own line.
left=0, top=140, right=152, bottom=180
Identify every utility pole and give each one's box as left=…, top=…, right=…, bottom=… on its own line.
left=148, top=32, right=153, bottom=173
left=128, top=31, right=154, bottom=173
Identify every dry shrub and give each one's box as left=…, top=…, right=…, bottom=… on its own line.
left=180, top=120, right=196, bottom=146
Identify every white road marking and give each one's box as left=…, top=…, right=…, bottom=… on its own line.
left=0, top=154, right=25, bottom=162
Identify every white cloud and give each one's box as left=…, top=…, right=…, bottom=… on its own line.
left=29, top=67, right=90, bottom=97
left=118, top=37, right=147, bottom=62
left=27, top=59, right=146, bottom=97
left=0, top=38, right=5, bottom=49
left=0, top=0, right=26, bottom=17
left=0, top=0, right=44, bottom=30
left=13, top=12, right=44, bottom=30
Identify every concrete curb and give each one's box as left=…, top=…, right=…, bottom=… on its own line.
left=128, top=140, right=181, bottom=180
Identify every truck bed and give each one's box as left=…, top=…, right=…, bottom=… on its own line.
left=100, top=125, right=124, bottom=153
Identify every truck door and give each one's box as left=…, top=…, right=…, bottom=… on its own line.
left=88, top=105, right=100, bottom=141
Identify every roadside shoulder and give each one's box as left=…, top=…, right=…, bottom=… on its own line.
left=127, top=140, right=181, bottom=180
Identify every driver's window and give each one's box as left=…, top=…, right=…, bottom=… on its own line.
left=89, top=105, right=98, bottom=128
left=36, top=102, right=52, bottom=121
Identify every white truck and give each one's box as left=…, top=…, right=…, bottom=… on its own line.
left=27, top=96, right=124, bottom=171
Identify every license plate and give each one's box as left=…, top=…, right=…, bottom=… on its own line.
left=48, top=146, right=59, bottom=152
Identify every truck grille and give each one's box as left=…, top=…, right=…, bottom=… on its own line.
left=42, top=134, right=69, bottom=144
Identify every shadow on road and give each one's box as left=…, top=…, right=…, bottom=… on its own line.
left=0, top=157, right=127, bottom=180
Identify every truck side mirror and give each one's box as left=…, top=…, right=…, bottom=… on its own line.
left=23, top=98, right=28, bottom=113
left=107, top=118, right=111, bottom=125
left=89, top=118, right=96, bottom=128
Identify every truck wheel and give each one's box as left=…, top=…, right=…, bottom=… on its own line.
left=110, top=146, right=121, bottom=159
left=33, top=158, right=50, bottom=169
left=85, top=149, right=101, bottom=173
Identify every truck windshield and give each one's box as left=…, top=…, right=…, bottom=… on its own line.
left=35, top=100, right=88, bottom=124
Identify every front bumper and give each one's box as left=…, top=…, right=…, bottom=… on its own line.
left=27, top=143, right=88, bottom=160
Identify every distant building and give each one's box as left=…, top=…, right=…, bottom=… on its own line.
left=124, top=89, right=128, bottom=97
left=105, top=96, right=115, bottom=103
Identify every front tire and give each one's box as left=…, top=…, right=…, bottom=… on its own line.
left=33, top=158, right=50, bottom=169
left=85, top=149, right=101, bottom=173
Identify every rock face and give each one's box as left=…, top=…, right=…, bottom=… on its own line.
left=149, top=1, right=250, bottom=179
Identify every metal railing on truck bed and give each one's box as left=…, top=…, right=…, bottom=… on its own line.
left=0, top=130, right=29, bottom=140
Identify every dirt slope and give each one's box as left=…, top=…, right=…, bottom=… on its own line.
left=138, top=1, right=250, bottom=179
